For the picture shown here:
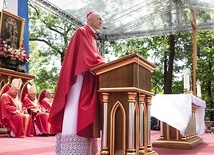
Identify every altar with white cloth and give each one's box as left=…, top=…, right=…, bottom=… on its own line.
left=151, top=94, right=206, bottom=149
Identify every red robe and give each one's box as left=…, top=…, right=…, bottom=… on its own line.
left=40, top=97, right=52, bottom=113
left=0, top=91, right=35, bottom=137
left=48, top=25, right=105, bottom=137
left=22, top=95, right=51, bottom=134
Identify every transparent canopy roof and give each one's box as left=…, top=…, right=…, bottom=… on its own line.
left=33, top=0, right=214, bottom=40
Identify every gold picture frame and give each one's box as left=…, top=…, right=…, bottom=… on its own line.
left=0, top=9, right=25, bottom=49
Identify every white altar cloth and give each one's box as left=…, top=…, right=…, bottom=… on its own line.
left=151, top=94, right=206, bottom=135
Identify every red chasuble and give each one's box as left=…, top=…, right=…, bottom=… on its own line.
left=1, top=92, right=35, bottom=137
left=48, top=25, right=105, bottom=137
left=40, top=98, right=52, bottom=113
left=22, top=95, right=51, bottom=134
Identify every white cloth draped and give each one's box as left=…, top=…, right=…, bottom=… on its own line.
left=62, top=74, right=83, bottom=135
left=151, top=94, right=206, bottom=135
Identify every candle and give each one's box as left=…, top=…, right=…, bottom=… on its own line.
left=196, top=79, right=201, bottom=98
left=183, top=69, right=190, bottom=91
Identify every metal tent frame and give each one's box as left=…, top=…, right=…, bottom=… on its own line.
left=30, top=0, right=214, bottom=41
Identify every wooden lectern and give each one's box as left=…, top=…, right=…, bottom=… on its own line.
left=91, top=53, right=158, bottom=155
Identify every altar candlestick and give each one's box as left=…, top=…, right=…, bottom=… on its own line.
left=183, top=70, right=190, bottom=91
left=196, top=79, right=201, bottom=98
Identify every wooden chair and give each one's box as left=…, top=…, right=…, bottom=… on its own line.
left=0, top=79, right=7, bottom=90
left=0, top=83, right=11, bottom=134
left=38, top=89, right=47, bottom=105
left=0, top=83, right=11, bottom=96
left=20, top=81, right=31, bottom=102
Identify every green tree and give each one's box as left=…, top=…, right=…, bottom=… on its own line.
left=197, top=30, right=214, bottom=120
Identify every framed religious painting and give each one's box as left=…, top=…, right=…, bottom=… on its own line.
left=0, top=9, right=25, bottom=49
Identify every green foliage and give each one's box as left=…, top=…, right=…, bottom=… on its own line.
left=28, top=42, right=58, bottom=93
left=197, top=30, right=214, bottom=110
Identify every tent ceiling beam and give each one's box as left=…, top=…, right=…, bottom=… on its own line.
left=30, top=0, right=214, bottom=41
left=30, top=0, right=84, bottom=28
left=106, top=23, right=214, bottom=40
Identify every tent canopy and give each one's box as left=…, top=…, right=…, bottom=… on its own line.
left=32, top=0, right=214, bottom=40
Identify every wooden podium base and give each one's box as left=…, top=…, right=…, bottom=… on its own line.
left=150, top=151, right=159, bottom=155
left=139, top=151, right=158, bottom=155
left=152, top=136, right=203, bottom=149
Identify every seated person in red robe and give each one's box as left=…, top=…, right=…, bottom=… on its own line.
left=22, top=83, right=51, bottom=136
left=0, top=78, right=35, bottom=138
left=40, top=90, right=53, bottom=113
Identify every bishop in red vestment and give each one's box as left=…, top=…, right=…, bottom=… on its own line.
left=0, top=78, right=35, bottom=138
left=22, top=83, right=51, bottom=135
left=48, top=11, right=105, bottom=154
left=49, top=11, right=105, bottom=137
left=40, top=90, right=52, bottom=113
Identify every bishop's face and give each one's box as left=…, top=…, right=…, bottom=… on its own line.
left=46, top=91, right=52, bottom=98
left=10, top=88, right=19, bottom=97
left=88, top=13, right=103, bottom=30
left=28, top=93, right=36, bottom=99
